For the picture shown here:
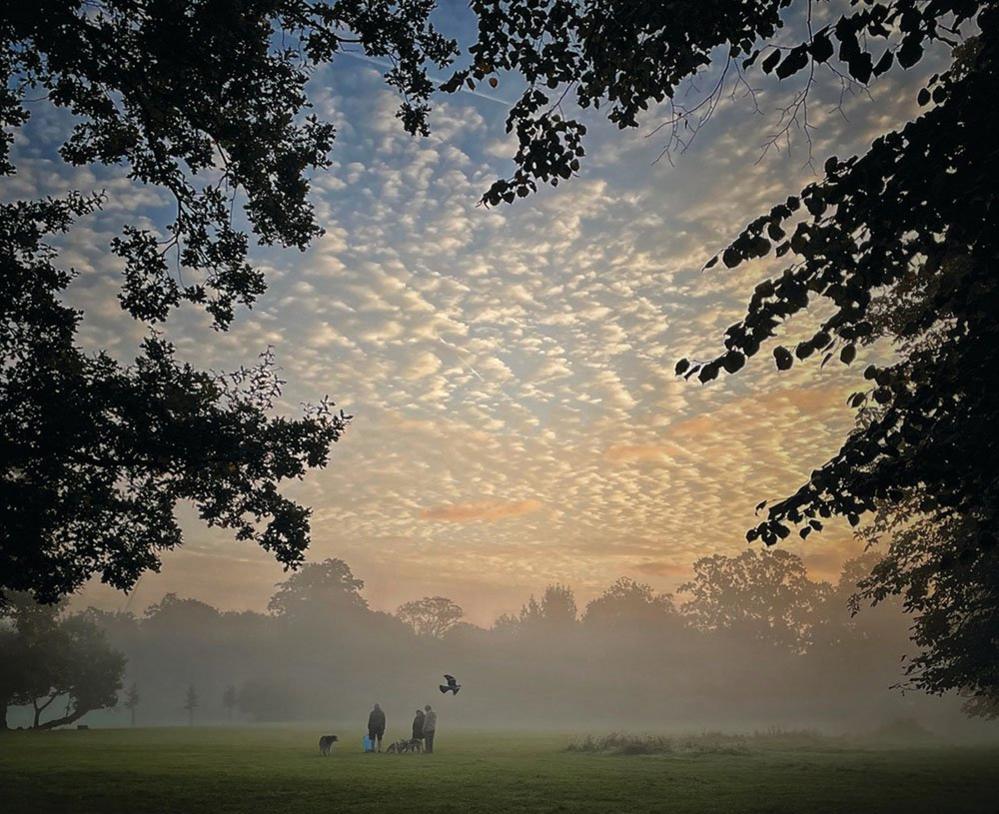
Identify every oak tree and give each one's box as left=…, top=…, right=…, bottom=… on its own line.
left=0, top=593, right=126, bottom=729
left=1, top=1, right=457, bottom=602
left=396, top=596, right=465, bottom=638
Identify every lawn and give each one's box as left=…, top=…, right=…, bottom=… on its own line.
left=2, top=727, right=998, bottom=813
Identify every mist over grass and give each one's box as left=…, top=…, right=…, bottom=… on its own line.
left=6, top=552, right=999, bottom=740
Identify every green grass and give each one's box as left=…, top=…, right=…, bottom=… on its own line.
left=2, top=727, right=998, bottom=813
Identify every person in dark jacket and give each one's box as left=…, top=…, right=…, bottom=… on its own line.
left=367, top=703, right=386, bottom=752
left=412, top=708, right=425, bottom=743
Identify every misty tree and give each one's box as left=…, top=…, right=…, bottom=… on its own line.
left=680, top=550, right=830, bottom=653
left=441, top=1, right=998, bottom=712
left=73, top=556, right=952, bottom=728
left=267, top=558, right=368, bottom=620
left=124, top=682, right=140, bottom=727
left=396, top=596, right=465, bottom=639
left=857, top=509, right=999, bottom=715
left=502, top=584, right=579, bottom=634
left=0, top=624, right=19, bottom=729
left=538, top=584, right=578, bottom=626
left=0, top=1, right=459, bottom=603
left=235, top=680, right=303, bottom=724
left=183, top=684, right=199, bottom=727
left=0, top=593, right=126, bottom=729
left=800, top=552, right=905, bottom=651
left=582, top=578, right=677, bottom=631
left=144, top=594, right=221, bottom=633
left=223, top=684, right=237, bottom=721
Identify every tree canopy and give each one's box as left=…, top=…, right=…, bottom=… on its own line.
left=582, top=577, right=677, bottom=631
left=1, top=0, right=458, bottom=602
left=396, top=595, right=465, bottom=638
left=0, top=592, right=126, bottom=729
left=680, top=550, right=829, bottom=653
left=440, top=0, right=997, bottom=711
left=495, top=583, right=579, bottom=635
left=266, top=557, right=368, bottom=619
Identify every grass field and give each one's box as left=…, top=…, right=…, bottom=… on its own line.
left=3, top=727, right=999, bottom=813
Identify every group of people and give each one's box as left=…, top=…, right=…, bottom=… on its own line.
left=366, top=703, right=438, bottom=753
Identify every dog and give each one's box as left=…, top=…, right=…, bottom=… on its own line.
left=319, top=734, right=339, bottom=756
left=385, top=738, right=423, bottom=754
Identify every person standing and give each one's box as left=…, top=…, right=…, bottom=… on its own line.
left=367, top=703, right=386, bottom=752
left=412, top=708, right=425, bottom=744
left=422, top=704, right=437, bottom=754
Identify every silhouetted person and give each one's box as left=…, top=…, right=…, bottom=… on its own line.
left=412, top=708, right=425, bottom=742
left=423, top=704, right=437, bottom=753
left=367, top=703, right=386, bottom=752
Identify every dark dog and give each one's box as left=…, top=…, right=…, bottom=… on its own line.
left=319, top=734, right=339, bottom=756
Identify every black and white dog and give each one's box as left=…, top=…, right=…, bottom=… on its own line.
left=319, top=734, right=339, bottom=756
left=385, top=738, right=423, bottom=754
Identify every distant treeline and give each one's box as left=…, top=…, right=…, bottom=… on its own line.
left=3, top=550, right=980, bottom=732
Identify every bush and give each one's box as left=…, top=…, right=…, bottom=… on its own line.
left=568, top=728, right=842, bottom=756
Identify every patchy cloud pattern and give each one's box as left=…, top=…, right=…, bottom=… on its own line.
left=11, top=14, right=945, bottom=624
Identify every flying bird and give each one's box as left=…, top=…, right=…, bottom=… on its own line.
left=439, top=674, right=461, bottom=695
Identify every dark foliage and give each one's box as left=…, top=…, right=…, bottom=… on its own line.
left=685, top=9, right=998, bottom=712
left=443, top=1, right=997, bottom=711
left=4, top=1, right=456, bottom=326
left=0, top=196, right=347, bottom=600
left=1, top=1, right=457, bottom=602
left=0, top=592, right=126, bottom=729
left=446, top=1, right=981, bottom=203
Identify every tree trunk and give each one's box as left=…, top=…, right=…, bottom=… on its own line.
left=1, top=699, right=8, bottom=730
left=31, top=694, right=58, bottom=729
left=34, top=705, right=91, bottom=731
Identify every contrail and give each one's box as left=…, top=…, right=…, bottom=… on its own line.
left=437, top=335, right=523, bottom=417
left=439, top=336, right=485, bottom=381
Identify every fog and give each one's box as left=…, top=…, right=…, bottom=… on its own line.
left=7, top=550, right=995, bottom=740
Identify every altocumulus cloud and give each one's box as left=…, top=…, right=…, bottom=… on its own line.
left=33, top=17, right=947, bottom=622
left=419, top=499, right=544, bottom=523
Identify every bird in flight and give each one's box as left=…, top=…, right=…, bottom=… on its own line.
left=439, top=674, right=461, bottom=695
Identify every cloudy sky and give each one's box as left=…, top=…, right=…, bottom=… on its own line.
left=13, top=5, right=944, bottom=625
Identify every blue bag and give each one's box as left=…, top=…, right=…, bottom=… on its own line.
left=363, top=734, right=374, bottom=752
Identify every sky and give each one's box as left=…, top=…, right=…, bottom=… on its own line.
left=10, top=4, right=946, bottom=626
